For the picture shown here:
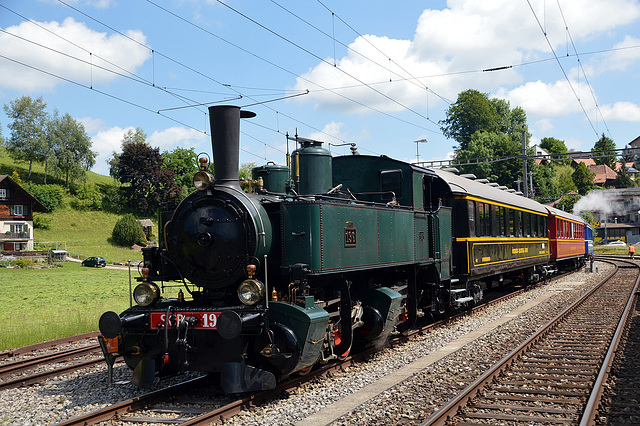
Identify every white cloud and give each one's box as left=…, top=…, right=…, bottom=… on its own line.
left=90, top=126, right=132, bottom=176
left=599, top=101, right=640, bottom=122
left=88, top=125, right=208, bottom=176
left=147, top=126, right=208, bottom=151
left=602, top=35, right=640, bottom=72
left=534, top=119, right=554, bottom=133
left=308, top=121, right=347, bottom=142
left=77, top=116, right=106, bottom=134
left=494, top=80, right=591, bottom=118
left=0, top=17, right=150, bottom=91
left=291, top=0, right=640, bottom=116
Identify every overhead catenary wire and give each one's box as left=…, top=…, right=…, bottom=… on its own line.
left=213, top=0, right=440, bottom=128
left=525, top=0, right=600, bottom=138
left=49, top=0, right=363, bottom=155
left=555, top=0, right=612, bottom=138
left=4, top=0, right=638, bottom=166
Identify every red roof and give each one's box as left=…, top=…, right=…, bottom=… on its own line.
left=573, top=158, right=596, bottom=166
left=589, top=164, right=617, bottom=184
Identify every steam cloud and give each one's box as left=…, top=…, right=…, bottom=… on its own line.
left=572, top=190, right=639, bottom=217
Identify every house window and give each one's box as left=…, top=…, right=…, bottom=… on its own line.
left=0, top=189, right=6, bottom=199
left=11, top=224, right=24, bottom=233
left=12, top=205, right=24, bottom=216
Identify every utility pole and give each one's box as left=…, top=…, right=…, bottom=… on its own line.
left=514, top=177, right=522, bottom=192
left=522, top=131, right=528, bottom=198
left=414, top=138, right=428, bottom=163
left=528, top=171, right=535, bottom=198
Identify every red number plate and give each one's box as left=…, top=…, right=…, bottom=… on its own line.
left=150, top=311, right=221, bottom=330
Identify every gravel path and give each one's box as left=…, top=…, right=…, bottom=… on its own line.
left=0, top=264, right=610, bottom=426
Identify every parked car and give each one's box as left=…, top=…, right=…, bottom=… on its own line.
left=606, top=240, right=626, bottom=246
left=82, top=256, right=106, bottom=267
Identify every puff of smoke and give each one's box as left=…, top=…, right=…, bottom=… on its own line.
left=572, top=190, right=621, bottom=217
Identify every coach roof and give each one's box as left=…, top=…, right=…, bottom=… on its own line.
left=428, top=168, right=548, bottom=214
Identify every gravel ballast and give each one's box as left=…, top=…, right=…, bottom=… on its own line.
left=0, top=263, right=610, bottom=426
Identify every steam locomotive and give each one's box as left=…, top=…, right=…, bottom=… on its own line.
left=98, top=105, right=592, bottom=393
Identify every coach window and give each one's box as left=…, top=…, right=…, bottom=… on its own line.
left=491, top=205, right=499, bottom=237
left=483, top=203, right=490, bottom=236
left=468, top=200, right=476, bottom=237
left=507, top=209, right=514, bottom=236
left=499, top=207, right=505, bottom=236
left=516, top=211, right=523, bottom=237
left=523, top=212, right=530, bottom=237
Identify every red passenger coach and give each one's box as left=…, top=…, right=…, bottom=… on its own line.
left=547, top=206, right=586, bottom=269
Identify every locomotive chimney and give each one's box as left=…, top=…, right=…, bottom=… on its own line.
left=208, top=105, right=255, bottom=190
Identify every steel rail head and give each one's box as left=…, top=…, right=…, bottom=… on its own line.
left=579, top=259, right=640, bottom=425
left=422, top=259, right=620, bottom=426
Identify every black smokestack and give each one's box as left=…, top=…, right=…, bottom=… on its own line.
left=208, top=105, right=255, bottom=190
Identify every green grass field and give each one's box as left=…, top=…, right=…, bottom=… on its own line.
left=0, top=148, right=155, bottom=350
left=0, top=262, right=134, bottom=350
left=35, top=207, right=147, bottom=263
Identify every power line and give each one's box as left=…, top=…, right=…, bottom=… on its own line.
left=316, top=0, right=452, bottom=106
left=525, top=0, right=599, bottom=137
left=213, top=0, right=439, bottom=128
left=555, top=0, right=612, bottom=138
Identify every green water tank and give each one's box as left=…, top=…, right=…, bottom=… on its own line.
left=291, top=139, right=332, bottom=195
left=252, top=162, right=290, bottom=193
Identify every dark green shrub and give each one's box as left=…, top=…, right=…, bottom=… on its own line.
left=23, top=183, right=66, bottom=211
left=100, top=184, right=124, bottom=213
left=70, top=184, right=103, bottom=210
left=111, top=214, right=145, bottom=247
left=33, top=212, right=52, bottom=229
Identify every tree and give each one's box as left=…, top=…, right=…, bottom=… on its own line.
left=540, top=137, right=569, bottom=164
left=572, top=162, right=595, bottom=195
left=490, top=99, right=528, bottom=142
left=454, top=131, right=495, bottom=179
left=49, top=113, right=96, bottom=188
left=239, top=162, right=256, bottom=181
left=110, top=128, right=182, bottom=215
left=440, top=89, right=500, bottom=151
left=613, top=165, right=636, bottom=189
left=112, top=213, right=145, bottom=246
left=489, top=132, right=522, bottom=187
left=3, top=96, right=50, bottom=182
left=163, top=147, right=199, bottom=189
left=531, top=162, right=559, bottom=201
left=554, top=165, right=577, bottom=194
left=556, top=192, right=581, bottom=214
left=592, top=133, right=617, bottom=169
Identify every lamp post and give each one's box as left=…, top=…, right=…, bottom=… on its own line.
left=414, top=138, right=428, bottom=163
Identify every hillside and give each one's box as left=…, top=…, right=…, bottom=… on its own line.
left=0, top=146, right=112, bottom=186
left=1, top=146, right=148, bottom=263
left=35, top=208, right=147, bottom=262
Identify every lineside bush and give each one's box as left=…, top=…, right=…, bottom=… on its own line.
left=111, top=213, right=145, bottom=246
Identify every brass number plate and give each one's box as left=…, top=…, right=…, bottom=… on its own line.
left=344, top=221, right=357, bottom=248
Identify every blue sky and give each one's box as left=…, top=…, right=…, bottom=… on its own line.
left=1, top=0, right=639, bottom=177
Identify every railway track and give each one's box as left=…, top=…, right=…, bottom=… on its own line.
left=52, top=276, right=567, bottom=426
left=593, top=259, right=640, bottom=423
left=424, top=258, right=640, bottom=425
left=0, top=333, right=102, bottom=391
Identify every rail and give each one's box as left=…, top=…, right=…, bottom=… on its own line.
left=423, top=258, right=638, bottom=425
